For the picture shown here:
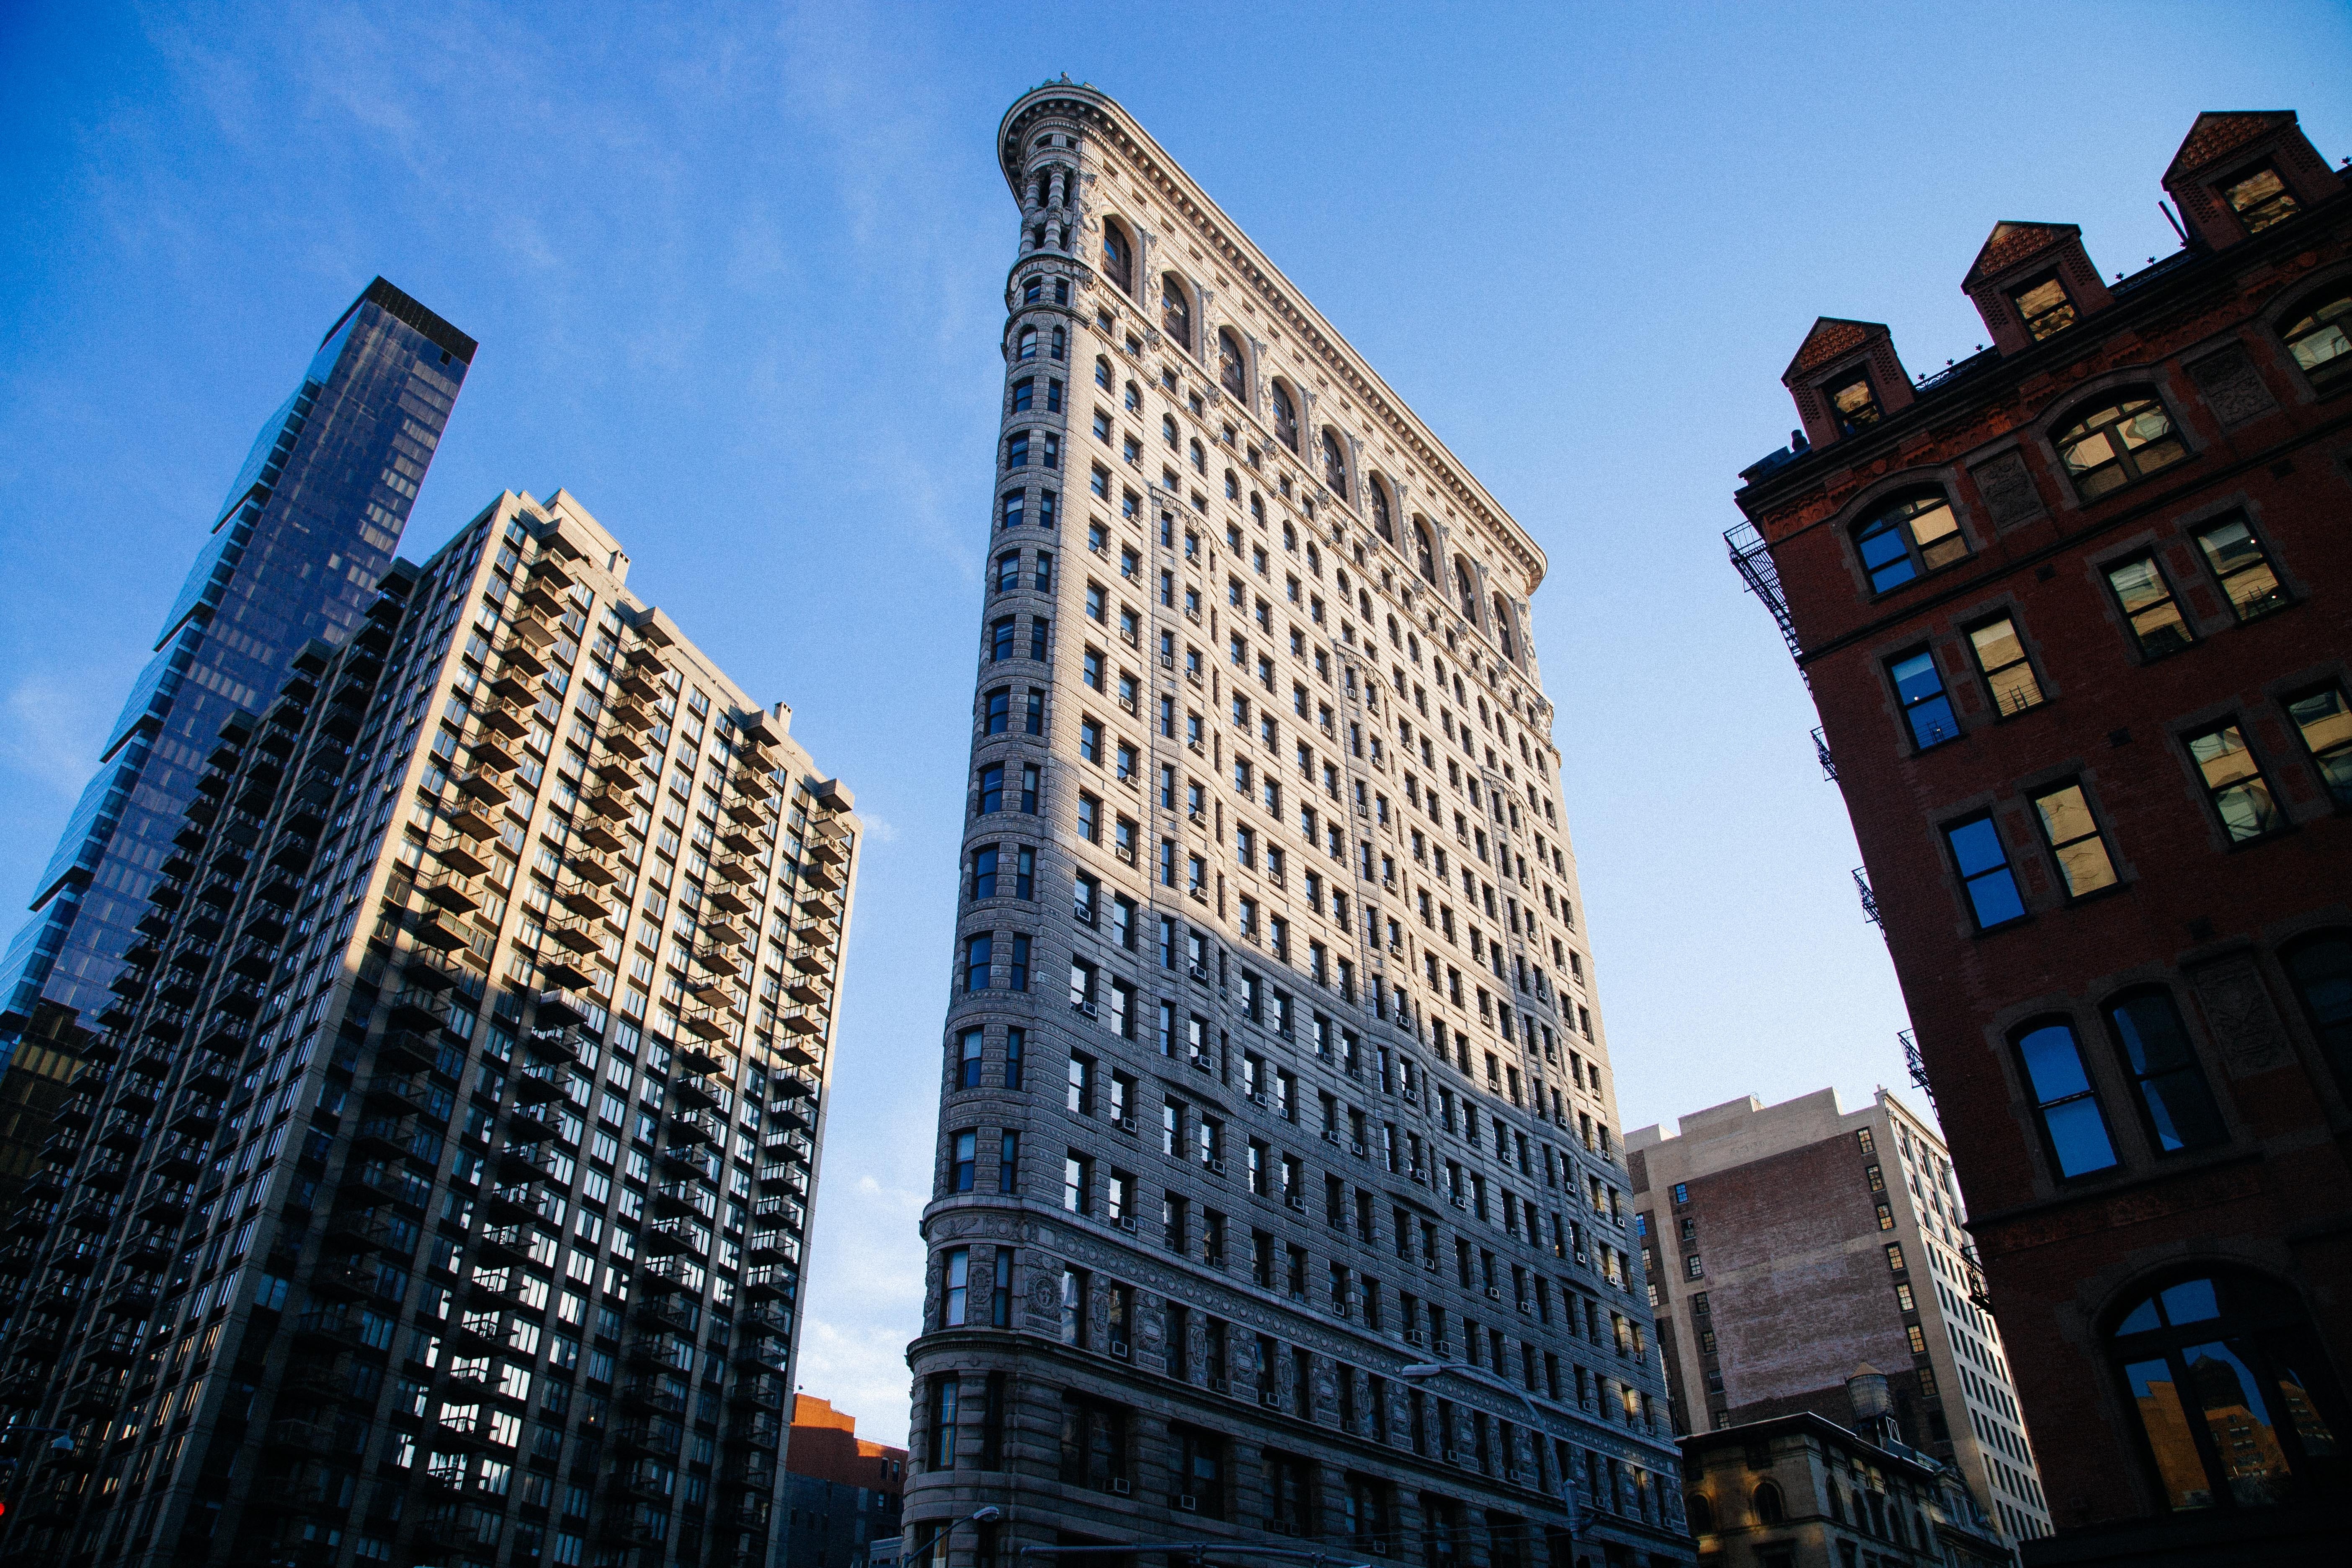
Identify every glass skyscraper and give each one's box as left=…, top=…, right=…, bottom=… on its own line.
left=0, top=279, right=475, bottom=1077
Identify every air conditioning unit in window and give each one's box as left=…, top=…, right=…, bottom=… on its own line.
left=1110, top=1338, right=1131, bottom=1357
left=1349, top=1142, right=1367, bottom=1158
left=1116, top=1217, right=1137, bottom=1234
left=1485, top=1286, right=1503, bottom=1301
left=1116, top=1116, right=1137, bottom=1134
left=1109, top=1477, right=1132, bottom=1496
left=1404, top=1329, right=1426, bottom=1347
left=1188, top=962, right=1210, bottom=982
left=1206, top=1378, right=1229, bottom=1395
left=1449, top=1195, right=1468, bottom=1210
left=1248, top=1091, right=1269, bottom=1108
left=1401, top=1087, right=1420, bottom=1104
left=1443, top=1450, right=1464, bottom=1466
left=1285, top=1195, right=1307, bottom=1212
left=1518, top=1300, right=1534, bottom=1315
left=1321, top=1130, right=1341, bottom=1145
left=1208, top=1158, right=1226, bottom=1175
left=1260, top=1391, right=1283, bottom=1409
left=1073, top=1001, right=1099, bottom=1019
left=1408, top=1170, right=1427, bottom=1186
left=1370, top=1543, right=1390, bottom=1556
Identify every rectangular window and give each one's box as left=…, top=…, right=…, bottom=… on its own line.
left=1888, top=649, right=1959, bottom=749
left=1009, top=934, right=1032, bottom=992
left=1064, top=1154, right=1092, bottom=1215
left=2032, top=782, right=2118, bottom=898
left=1944, top=815, right=2024, bottom=930
left=1006, top=1029, right=1024, bottom=1088
left=2185, top=722, right=2280, bottom=842
left=2010, top=273, right=2076, bottom=340
left=1966, top=616, right=2043, bottom=716
left=2104, top=555, right=2193, bottom=659
left=2287, top=684, right=2352, bottom=806
left=2192, top=516, right=2288, bottom=622
left=2014, top=1021, right=2118, bottom=1178
left=944, top=1247, right=970, bottom=1326
left=964, top=935, right=993, bottom=992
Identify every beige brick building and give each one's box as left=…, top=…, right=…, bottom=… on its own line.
left=902, top=81, right=1689, bottom=1568
left=1627, top=1089, right=2050, bottom=1549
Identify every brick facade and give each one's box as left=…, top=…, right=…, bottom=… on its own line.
left=1730, top=111, right=2352, bottom=1564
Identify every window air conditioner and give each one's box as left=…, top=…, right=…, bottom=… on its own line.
left=1177, top=1495, right=1199, bottom=1512
left=1110, top=1477, right=1132, bottom=1496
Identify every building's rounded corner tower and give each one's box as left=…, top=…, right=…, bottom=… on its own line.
left=904, top=80, right=1689, bottom=1568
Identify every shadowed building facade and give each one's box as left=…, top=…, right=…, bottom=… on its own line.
left=0, top=490, right=859, bottom=1568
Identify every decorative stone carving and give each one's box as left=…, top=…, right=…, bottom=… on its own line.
left=2187, top=343, right=2277, bottom=428
left=1969, top=449, right=2044, bottom=530
left=2187, top=954, right=2295, bottom=1075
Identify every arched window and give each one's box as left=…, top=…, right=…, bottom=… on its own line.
left=1685, top=1493, right=1715, bottom=1534
left=2103, top=989, right=2227, bottom=1154
left=1455, top=557, right=1480, bottom=624
left=2280, top=284, right=2352, bottom=394
left=2110, top=1269, right=2347, bottom=1511
left=1492, top=594, right=1518, bottom=660
left=1050, top=327, right=1065, bottom=362
left=2054, top=392, right=2186, bottom=501
left=1094, top=356, right=1112, bottom=391
left=1100, top=220, right=1133, bottom=293
left=1751, top=1481, right=1785, bottom=1525
left=1369, top=478, right=1395, bottom=543
left=1853, top=489, right=1966, bottom=593
left=1271, top=382, right=1300, bottom=452
left=1413, top=518, right=1437, bottom=584
left=1016, top=326, right=1038, bottom=362
left=1189, top=439, right=1205, bottom=475
left=1161, top=273, right=1192, bottom=352
left=1321, top=429, right=1348, bottom=498
left=1161, top=415, right=1179, bottom=450
left=2281, top=930, right=2352, bottom=1083
left=1218, top=328, right=1247, bottom=398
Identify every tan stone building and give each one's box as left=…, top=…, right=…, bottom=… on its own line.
left=1677, top=1393, right=2011, bottom=1568
left=1628, top=1090, right=2048, bottom=1549
left=902, top=80, right=1689, bottom=1568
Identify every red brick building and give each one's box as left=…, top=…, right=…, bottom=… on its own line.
left=784, top=1395, right=907, bottom=1568
left=1728, top=111, right=2352, bottom=1565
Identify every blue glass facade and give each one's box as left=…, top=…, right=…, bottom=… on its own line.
left=0, top=279, right=475, bottom=1065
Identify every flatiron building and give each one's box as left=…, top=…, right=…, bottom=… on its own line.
left=904, top=83, right=1690, bottom=1568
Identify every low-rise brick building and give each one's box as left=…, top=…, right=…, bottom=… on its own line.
left=783, top=1394, right=905, bottom=1568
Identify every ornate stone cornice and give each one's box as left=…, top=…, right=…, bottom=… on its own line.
left=998, top=83, right=1548, bottom=594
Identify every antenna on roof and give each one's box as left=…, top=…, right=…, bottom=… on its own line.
left=2158, top=199, right=2190, bottom=247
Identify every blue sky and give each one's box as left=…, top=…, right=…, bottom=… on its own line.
left=3, top=2, right=2343, bottom=1442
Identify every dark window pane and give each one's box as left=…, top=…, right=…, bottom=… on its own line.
left=2125, top=1356, right=2215, bottom=1510
left=2107, top=992, right=2226, bottom=1153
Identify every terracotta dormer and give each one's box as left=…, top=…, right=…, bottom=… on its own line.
left=1783, top=317, right=1914, bottom=450
left=2164, top=110, right=2341, bottom=250
left=1963, top=222, right=2113, bottom=355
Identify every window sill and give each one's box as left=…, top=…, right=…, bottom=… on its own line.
left=1968, top=913, right=2035, bottom=939
left=2059, top=880, right=2133, bottom=911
